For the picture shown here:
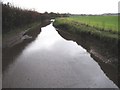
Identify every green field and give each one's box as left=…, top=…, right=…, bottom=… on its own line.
left=65, top=16, right=118, bottom=34
left=54, top=16, right=119, bottom=41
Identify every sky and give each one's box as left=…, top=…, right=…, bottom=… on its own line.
left=2, top=0, right=120, bottom=14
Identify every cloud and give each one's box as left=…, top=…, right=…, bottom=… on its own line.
left=2, top=0, right=119, bottom=14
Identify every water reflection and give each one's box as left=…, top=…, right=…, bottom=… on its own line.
left=57, top=28, right=118, bottom=86
left=3, top=23, right=118, bottom=88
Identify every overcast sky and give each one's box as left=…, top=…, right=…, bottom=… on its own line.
left=2, top=0, right=120, bottom=14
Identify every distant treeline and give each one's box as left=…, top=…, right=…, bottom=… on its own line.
left=2, top=2, right=68, bottom=34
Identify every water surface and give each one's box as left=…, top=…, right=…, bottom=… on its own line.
left=3, top=23, right=118, bottom=88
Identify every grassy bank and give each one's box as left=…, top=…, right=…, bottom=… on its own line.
left=3, top=21, right=42, bottom=39
left=53, top=16, right=119, bottom=59
left=3, top=21, right=42, bottom=48
left=53, top=16, right=119, bottom=43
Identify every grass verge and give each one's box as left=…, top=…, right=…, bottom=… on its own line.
left=53, top=18, right=119, bottom=43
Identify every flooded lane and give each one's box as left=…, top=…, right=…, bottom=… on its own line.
left=3, top=22, right=118, bottom=88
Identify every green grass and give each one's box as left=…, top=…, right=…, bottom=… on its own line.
left=67, top=16, right=118, bottom=34
left=53, top=16, right=119, bottom=42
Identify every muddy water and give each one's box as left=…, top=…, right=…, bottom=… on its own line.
left=3, top=22, right=118, bottom=88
